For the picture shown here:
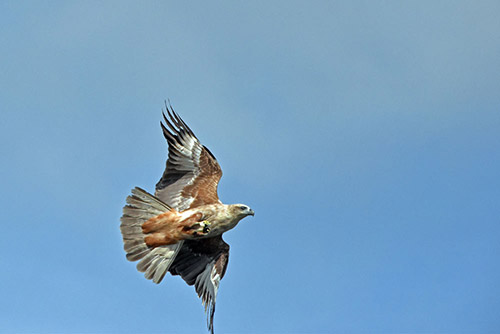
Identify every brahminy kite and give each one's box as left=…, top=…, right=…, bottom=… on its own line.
left=120, top=104, right=254, bottom=333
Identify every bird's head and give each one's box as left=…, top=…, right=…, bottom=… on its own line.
left=230, top=204, right=255, bottom=219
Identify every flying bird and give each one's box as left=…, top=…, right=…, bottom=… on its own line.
left=120, top=104, right=254, bottom=334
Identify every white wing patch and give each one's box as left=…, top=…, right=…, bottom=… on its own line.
left=210, top=265, right=221, bottom=300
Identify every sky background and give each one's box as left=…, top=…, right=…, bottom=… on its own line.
left=1, top=1, right=500, bottom=333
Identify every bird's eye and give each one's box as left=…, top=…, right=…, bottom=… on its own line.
left=239, top=206, right=247, bottom=211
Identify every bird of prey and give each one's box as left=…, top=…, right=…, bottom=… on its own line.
left=120, top=104, right=254, bottom=334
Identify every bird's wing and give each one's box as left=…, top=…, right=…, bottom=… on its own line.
left=169, top=236, right=230, bottom=334
left=155, top=104, right=222, bottom=211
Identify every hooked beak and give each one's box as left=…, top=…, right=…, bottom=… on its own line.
left=248, top=209, right=255, bottom=216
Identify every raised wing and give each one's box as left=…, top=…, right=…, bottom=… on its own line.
left=155, top=104, right=222, bottom=211
left=169, top=236, right=230, bottom=334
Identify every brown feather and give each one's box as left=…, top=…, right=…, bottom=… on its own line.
left=142, top=211, right=208, bottom=247
left=182, top=149, right=222, bottom=208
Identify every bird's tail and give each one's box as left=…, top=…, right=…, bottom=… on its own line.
left=120, top=187, right=183, bottom=283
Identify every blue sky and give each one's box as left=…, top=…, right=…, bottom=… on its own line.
left=1, top=1, right=500, bottom=333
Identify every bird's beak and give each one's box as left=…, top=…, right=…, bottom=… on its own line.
left=249, top=209, right=255, bottom=216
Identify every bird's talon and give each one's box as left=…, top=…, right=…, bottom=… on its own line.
left=202, top=220, right=211, bottom=234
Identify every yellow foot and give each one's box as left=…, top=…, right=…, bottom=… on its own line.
left=200, top=220, right=211, bottom=234
left=184, top=220, right=211, bottom=236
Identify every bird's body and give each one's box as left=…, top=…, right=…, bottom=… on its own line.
left=140, top=202, right=253, bottom=247
left=120, top=104, right=253, bottom=334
